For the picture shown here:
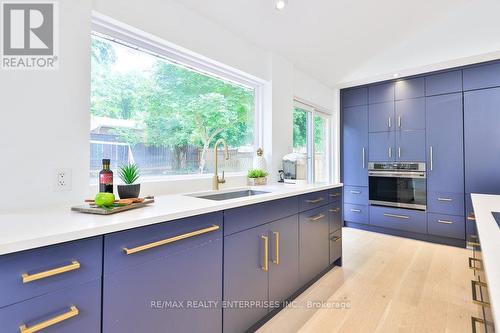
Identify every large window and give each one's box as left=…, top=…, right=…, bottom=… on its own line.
left=90, top=32, right=258, bottom=182
left=293, top=101, right=331, bottom=182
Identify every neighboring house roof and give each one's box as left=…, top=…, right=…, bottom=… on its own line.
left=90, top=116, right=143, bottom=131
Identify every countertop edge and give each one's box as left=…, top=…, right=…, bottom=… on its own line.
left=471, top=193, right=500, bottom=330
left=0, top=183, right=343, bottom=255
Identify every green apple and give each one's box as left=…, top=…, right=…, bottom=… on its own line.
left=95, top=192, right=115, bottom=207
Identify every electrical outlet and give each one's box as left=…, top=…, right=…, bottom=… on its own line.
left=55, top=168, right=72, bottom=191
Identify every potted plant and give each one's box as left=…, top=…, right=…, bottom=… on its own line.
left=117, top=163, right=141, bottom=199
left=247, top=168, right=268, bottom=186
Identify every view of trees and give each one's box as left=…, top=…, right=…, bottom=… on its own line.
left=91, top=36, right=255, bottom=174
left=293, top=107, right=325, bottom=152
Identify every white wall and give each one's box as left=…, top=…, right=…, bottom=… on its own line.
left=0, top=0, right=335, bottom=211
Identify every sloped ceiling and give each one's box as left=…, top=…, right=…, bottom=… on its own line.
left=173, top=0, right=500, bottom=88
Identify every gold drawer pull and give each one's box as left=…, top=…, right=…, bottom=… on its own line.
left=471, top=280, right=490, bottom=307
left=261, top=235, right=269, bottom=271
left=384, top=213, right=410, bottom=220
left=19, top=306, right=79, bottom=333
left=467, top=213, right=476, bottom=221
left=471, top=316, right=495, bottom=333
left=467, top=240, right=480, bottom=248
left=309, top=214, right=326, bottom=222
left=272, top=231, right=280, bottom=265
left=437, top=219, right=453, bottom=224
left=123, top=225, right=220, bottom=255
left=306, top=197, right=324, bottom=204
left=329, top=208, right=340, bottom=213
left=329, top=193, right=340, bottom=197
left=437, top=197, right=452, bottom=202
left=330, top=235, right=342, bottom=242
left=22, top=261, right=80, bottom=284
left=469, top=257, right=483, bottom=271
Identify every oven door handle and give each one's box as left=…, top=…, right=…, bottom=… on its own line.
left=368, top=172, right=426, bottom=178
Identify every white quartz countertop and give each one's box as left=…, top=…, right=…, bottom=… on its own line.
left=0, top=183, right=342, bottom=256
left=471, top=193, right=500, bottom=330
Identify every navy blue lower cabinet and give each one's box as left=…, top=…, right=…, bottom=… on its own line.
left=0, top=279, right=101, bottom=333
left=328, top=201, right=342, bottom=232
left=329, top=229, right=342, bottom=265
left=224, top=224, right=269, bottom=333
left=344, top=203, right=369, bottom=225
left=369, top=131, right=395, bottom=162
left=299, top=206, right=330, bottom=285
left=268, top=216, right=300, bottom=306
left=103, top=215, right=223, bottom=333
left=370, top=206, right=427, bottom=234
left=427, top=213, right=465, bottom=240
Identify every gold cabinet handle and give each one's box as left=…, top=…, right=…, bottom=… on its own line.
left=471, top=280, right=490, bottom=307
left=272, top=231, right=280, bottom=265
left=467, top=213, right=476, bottom=221
left=330, top=235, right=342, bottom=242
left=309, top=214, right=326, bottom=222
left=329, top=193, right=340, bottom=197
left=123, top=225, right=220, bottom=255
left=471, top=316, right=495, bottom=333
left=261, top=235, right=269, bottom=271
left=329, top=208, right=340, bottom=213
left=306, top=198, right=324, bottom=204
left=22, top=261, right=80, bottom=284
left=469, top=257, right=483, bottom=271
left=19, top=306, right=79, bottom=333
left=467, top=240, right=480, bottom=248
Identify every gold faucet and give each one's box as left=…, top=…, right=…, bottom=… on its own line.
left=213, top=138, right=229, bottom=190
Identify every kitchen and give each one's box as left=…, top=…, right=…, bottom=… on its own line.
left=0, top=1, right=499, bottom=332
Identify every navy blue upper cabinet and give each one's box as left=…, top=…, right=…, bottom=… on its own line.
left=342, top=87, right=368, bottom=107
left=369, top=131, right=395, bottom=162
left=369, top=102, right=394, bottom=132
left=394, top=98, right=425, bottom=131
left=343, top=105, right=368, bottom=186
left=369, top=82, right=394, bottom=104
left=463, top=62, right=500, bottom=91
left=425, top=70, right=462, bottom=96
left=465, top=87, right=500, bottom=194
left=396, top=130, right=426, bottom=161
left=426, top=93, right=464, bottom=194
left=395, top=77, right=425, bottom=100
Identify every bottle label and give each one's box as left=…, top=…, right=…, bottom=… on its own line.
left=100, top=173, right=113, bottom=184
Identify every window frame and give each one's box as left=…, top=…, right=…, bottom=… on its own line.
left=293, top=99, right=333, bottom=183
left=90, top=13, right=265, bottom=182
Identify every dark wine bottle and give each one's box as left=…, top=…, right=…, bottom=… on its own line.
left=99, top=159, right=113, bottom=193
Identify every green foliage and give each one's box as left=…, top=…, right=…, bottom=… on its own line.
left=118, top=163, right=140, bottom=184
left=293, top=107, right=326, bottom=152
left=247, top=168, right=268, bottom=178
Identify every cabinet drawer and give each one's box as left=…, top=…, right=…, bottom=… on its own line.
left=463, top=62, right=500, bottom=90
left=427, top=213, right=465, bottom=240
left=329, top=202, right=342, bottom=232
left=370, top=206, right=427, bottom=234
left=0, top=279, right=101, bottom=333
left=224, top=196, right=298, bottom=235
left=328, top=187, right=342, bottom=202
left=425, top=70, right=462, bottom=96
left=104, top=212, right=223, bottom=274
left=344, top=186, right=368, bottom=205
left=427, top=192, right=464, bottom=216
left=299, top=190, right=329, bottom=212
left=0, top=236, right=102, bottom=308
left=329, top=229, right=342, bottom=265
left=344, top=203, right=369, bottom=225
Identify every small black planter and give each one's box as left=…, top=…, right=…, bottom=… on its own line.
left=117, top=184, right=141, bottom=199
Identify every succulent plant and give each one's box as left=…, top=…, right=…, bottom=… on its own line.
left=119, top=163, right=140, bottom=184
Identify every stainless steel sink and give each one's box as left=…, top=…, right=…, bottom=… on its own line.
left=188, top=189, right=270, bottom=201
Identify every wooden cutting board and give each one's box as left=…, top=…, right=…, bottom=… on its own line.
left=71, top=197, right=155, bottom=215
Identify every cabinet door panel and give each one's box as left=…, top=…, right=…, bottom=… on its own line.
left=299, top=206, right=330, bottom=285
left=395, top=97, right=425, bottom=131
left=464, top=87, right=500, bottom=194
left=328, top=201, right=342, bottom=232
left=425, top=70, right=462, bottom=96
left=369, top=131, right=395, bottom=162
left=269, top=216, right=300, bottom=304
left=104, top=240, right=222, bottom=333
left=369, top=102, right=394, bottom=132
left=396, top=130, right=426, bottom=161
left=426, top=93, right=464, bottom=193
left=343, top=105, right=368, bottom=186
left=369, top=82, right=394, bottom=104
left=395, top=77, right=425, bottom=100
left=224, top=224, right=269, bottom=333
left=342, top=87, right=368, bottom=107
left=463, top=62, right=500, bottom=91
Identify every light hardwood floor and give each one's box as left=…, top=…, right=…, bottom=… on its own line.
left=258, top=227, right=479, bottom=333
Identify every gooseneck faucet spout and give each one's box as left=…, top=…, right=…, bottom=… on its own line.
left=213, top=139, right=229, bottom=190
